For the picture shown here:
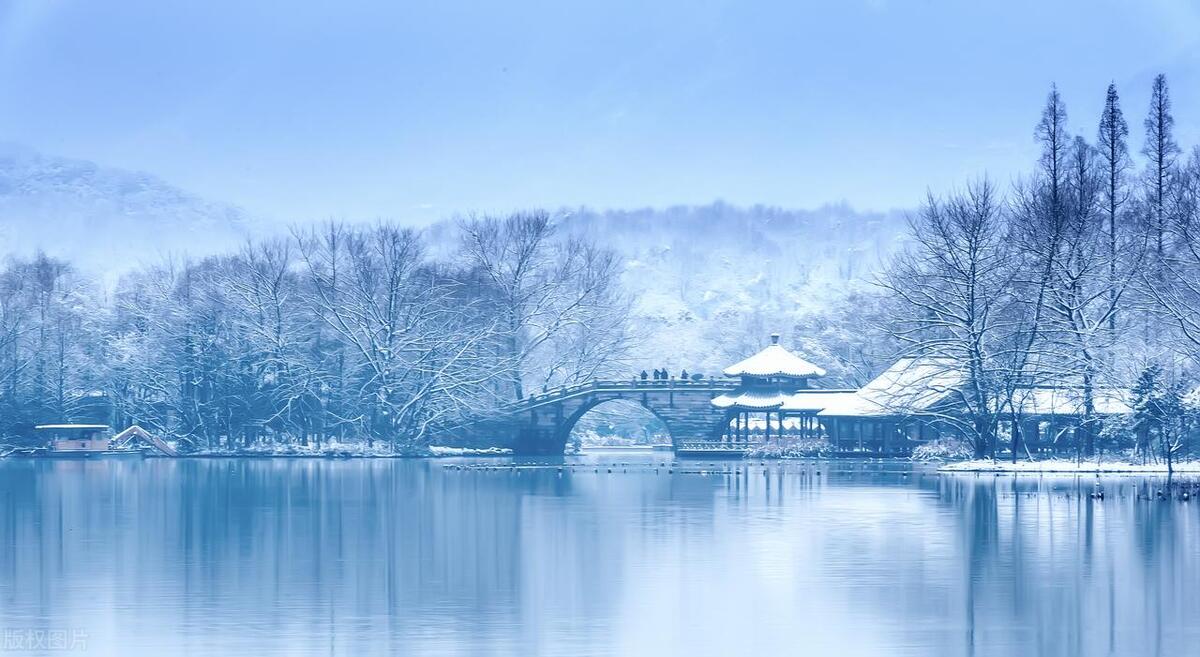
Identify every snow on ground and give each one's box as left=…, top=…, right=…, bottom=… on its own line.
left=939, top=459, right=1200, bottom=474
left=188, top=442, right=512, bottom=457
left=427, top=446, right=512, bottom=456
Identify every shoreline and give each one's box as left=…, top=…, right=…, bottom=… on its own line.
left=0, top=445, right=515, bottom=460
left=938, top=459, right=1200, bottom=474
left=184, top=446, right=516, bottom=459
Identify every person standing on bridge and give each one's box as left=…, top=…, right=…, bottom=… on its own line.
left=640, top=370, right=648, bottom=381
left=681, top=369, right=689, bottom=380
left=652, top=368, right=661, bottom=380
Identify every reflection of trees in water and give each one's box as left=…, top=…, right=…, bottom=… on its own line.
left=933, top=474, right=1200, bottom=656
left=0, top=458, right=733, bottom=654
left=2, top=461, right=1199, bottom=655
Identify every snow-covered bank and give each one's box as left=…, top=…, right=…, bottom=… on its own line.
left=427, top=446, right=513, bottom=456
left=185, top=443, right=512, bottom=458
left=939, top=459, right=1200, bottom=474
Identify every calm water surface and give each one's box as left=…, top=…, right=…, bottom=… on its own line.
left=1, top=453, right=1198, bottom=657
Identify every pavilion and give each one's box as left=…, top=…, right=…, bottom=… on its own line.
left=710, top=334, right=856, bottom=444
left=705, top=338, right=1133, bottom=455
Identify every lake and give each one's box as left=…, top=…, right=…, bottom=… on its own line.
left=1, top=453, right=1197, bottom=656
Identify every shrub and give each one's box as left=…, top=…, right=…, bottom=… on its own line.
left=746, top=436, right=833, bottom=459
left=911, top=437, right=973, bottom=462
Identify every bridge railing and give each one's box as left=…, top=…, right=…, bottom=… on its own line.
left=514, top=377, right=742, bottom=407
left=442, top=377, right=743, bottom=428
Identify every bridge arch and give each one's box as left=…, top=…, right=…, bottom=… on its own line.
left=558, top=396, right=676, bottom=448
left=506, top=380, right=737, bottom=454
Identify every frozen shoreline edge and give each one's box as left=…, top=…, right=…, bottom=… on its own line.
left=938, top=459, right=1200, bottom=474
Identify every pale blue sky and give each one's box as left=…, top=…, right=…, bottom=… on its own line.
left=2, top=0, right=1199, bottom=223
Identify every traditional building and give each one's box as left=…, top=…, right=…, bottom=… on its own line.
left=817, top=357, right=1133, bottom=454
left=706, top=338, right=1133, bottom=455
left=710, top=334, right=857, bottom=444
left=816, top=357, right=965, bottom=453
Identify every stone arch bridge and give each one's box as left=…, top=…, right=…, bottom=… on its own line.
left=452, top=379, right=740, bottom=455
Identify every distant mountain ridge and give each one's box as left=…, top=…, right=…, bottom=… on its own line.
left=0, top=146, right=909, bottom=381
left=0, top=143, right=251, bottom=280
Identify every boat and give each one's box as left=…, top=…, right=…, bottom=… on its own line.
left=5, top=424, right=179, bottom=458
left=25, top=424, right=139, bottom=458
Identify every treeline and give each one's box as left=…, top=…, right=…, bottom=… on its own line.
left=0, top=213, right=631, bottom=450
left=882, top=75, right=1200, bottom=465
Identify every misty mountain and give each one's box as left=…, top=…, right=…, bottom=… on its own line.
left=555, top=203, right=910, bottom=382
left=425, top=202, right=910, bottom=383
left=0, top=144, right=251, bottom=284
left=0, top=146, right=909, bottom=382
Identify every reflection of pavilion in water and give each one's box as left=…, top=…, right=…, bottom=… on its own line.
left=1, top=459, right=1190, bottom=655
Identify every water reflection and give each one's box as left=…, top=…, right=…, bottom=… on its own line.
left=0, top=456, right=1197, bottom=656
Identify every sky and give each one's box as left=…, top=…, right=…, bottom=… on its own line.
left=1, top=0, right=1199, bottom=224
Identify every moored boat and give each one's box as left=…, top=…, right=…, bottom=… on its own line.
left=30, top=424, right=143, bottom=458
left=3, top=424, right=178, bottom=458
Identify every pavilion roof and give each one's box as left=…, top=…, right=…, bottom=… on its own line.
left=722, top=334, right=826, bottom=378
left=712, top=389, right=858, bottom=411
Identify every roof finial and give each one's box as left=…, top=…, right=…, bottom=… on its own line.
left=770, top=333, right=780, bottom=345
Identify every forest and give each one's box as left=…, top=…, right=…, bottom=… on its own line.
left=1, top=75, right=1200, bottom=458
left=885, top=75, right=1200, bottom=463
left=0, top=214, right=632, bottom=450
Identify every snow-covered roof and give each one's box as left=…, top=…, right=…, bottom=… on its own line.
left=812, top=357, right=1133, bottom=418
left=722, top=334, right=826, bottom=378
left=781, top=391, right=860, bottom=412
left=818, top=357, right=964, bottom=417
left=1010, top=388, right=1130, bottom=416
left=712, top=389, right=858, bottom=411
left=34, top=424, right=110, bottom=430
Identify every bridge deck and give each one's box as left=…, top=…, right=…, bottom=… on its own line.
left=507, top=378, right=741, bottom=413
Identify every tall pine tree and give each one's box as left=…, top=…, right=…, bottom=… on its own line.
left=1143, top=74, right=1180, bottom=263
left=1097, top=83, right=1129, bottom=330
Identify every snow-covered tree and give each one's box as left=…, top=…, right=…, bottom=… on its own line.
left=879, top=178, right=1018, bottom=457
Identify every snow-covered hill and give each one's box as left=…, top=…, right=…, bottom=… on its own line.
left=0, top=146, right=908, bottom=381
left=557, top=203, right=910, bottom=383
left=0, top=144, right=251, bottom=284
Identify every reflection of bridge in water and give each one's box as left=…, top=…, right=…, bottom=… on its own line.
left=455, top=379, right=740, bottom=455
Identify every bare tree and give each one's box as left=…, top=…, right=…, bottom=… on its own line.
left=1035, top=136, right=1136, bottom=458
left=879, top=179, right=1017, bottom=457
left=0, top=254, right=100, bottom=440
left=458, top=211, right=633, bottom=399
left=1144, top=149, right=1200, bottom=363
left=295, top=223, right=506, bottom=448
left=1001, top=87, right=1076, bottom=460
